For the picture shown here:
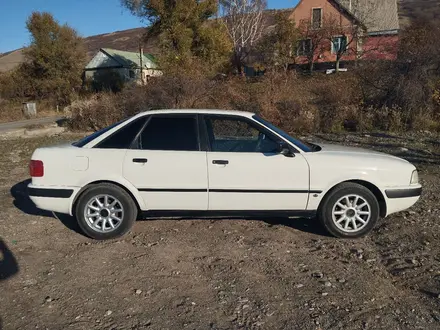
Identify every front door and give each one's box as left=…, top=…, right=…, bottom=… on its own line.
left=123, top=114, right=208, bottom=211
left=204, top=115, right=310, bottom=211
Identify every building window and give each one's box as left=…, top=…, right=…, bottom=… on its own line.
left=331, top=36, right=348, bottom=54
left=298, top=39, right=312, bottom=56
left=312, top=8, right=322, bottom=29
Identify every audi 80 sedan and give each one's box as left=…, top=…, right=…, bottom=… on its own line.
left=28, top=109, right=422, bottom=240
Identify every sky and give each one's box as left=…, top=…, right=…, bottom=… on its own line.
left=0, top=0, right=299, bottom=53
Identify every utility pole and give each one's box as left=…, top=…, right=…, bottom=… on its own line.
left=139, top=43, right=145, bottom=86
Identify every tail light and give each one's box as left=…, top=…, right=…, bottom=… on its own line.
left=29, top=160, right=44, bottom=177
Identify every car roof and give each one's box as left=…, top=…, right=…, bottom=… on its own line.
left=133, top=109, right=255, bottom=118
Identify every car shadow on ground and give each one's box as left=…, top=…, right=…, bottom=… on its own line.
left=140, top=215, right=331, bottom=237
left=10, top=179, right=83, bottom=235
left=10, top=179, right=52, bottom=217
left=262, top=216, right=331, bottom=237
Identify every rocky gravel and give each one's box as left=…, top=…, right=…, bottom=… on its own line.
left=1, top=132, right=440, bottom=330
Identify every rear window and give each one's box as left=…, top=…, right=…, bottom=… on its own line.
left=73, top=117, right=130, bottom=148
left=95, top=117, right=148, bottom=149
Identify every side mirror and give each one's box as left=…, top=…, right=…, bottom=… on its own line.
left=278, top=142, right=294, bottom=157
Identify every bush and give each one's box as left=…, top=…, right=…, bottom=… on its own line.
left=355, top=20, right=440, bottom=132
left=0, top=98, right=23, bottom=122
left=68, top=71, right=363, bottom=134
left=67, top=94, right=125, bottom=131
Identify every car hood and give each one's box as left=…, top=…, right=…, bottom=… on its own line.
left=315, top=143, right=408, bottom=162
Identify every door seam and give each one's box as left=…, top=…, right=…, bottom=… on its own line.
left=205, top=151, right=210, bottom=211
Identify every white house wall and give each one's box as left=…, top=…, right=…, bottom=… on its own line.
left=143, top=69, right=163, bottom=78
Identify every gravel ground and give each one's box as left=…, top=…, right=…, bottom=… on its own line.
left=1, top=132, right=440, bottom=330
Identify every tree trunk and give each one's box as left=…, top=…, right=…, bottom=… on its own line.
left=335, top=57, right=340, bottom=73
left=309, top=59, right=314, bottom=74
left=233, top=52, right=243, bottom=75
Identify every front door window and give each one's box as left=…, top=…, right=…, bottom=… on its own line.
left=205, top=117, right=280, bottom=153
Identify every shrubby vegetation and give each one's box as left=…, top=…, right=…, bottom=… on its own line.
left=0, top=12, right=86, bottom=106
left=67, top=68, right=431, bottom=134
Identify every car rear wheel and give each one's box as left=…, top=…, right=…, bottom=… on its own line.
left=318, top=183, right=380, bottom=238
left=75, top=183, right=137, bottom=240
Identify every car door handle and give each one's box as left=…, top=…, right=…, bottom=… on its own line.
left=133, top=158, right=148, bottom=163
left=212, top=160, right=229, bottom=165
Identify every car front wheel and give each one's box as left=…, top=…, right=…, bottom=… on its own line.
left=318, top=183, right=380, bottom=238
left=75, top=183, right=137, bottom=240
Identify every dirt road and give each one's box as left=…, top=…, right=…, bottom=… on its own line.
left=0, top=116, right=64, bottom=132
left=1, top=133, right=440, bottom=330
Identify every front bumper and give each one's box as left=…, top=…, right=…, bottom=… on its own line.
left=28, top=184, right=78, bottom=215
left=384, top=185, right=422, bottom=216
left=385, top=187, right=422, bottom=199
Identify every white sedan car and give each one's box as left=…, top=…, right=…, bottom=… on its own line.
left=28, top=109, right=421, bottom=240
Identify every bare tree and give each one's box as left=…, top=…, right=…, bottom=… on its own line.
left=297, top=19, right=327, bottom=73
left=219, top=0, right=267, bottom=74
left=322, top=14, right=364, bottom=72
left=328, top=0, right=380, bottom=70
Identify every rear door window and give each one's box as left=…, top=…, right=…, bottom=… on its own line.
left=139, top=116, right=199, bottom=151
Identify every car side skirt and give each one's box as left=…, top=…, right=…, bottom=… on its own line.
left=140, top=210, right=316, bottom=218
left=138, top=188, right=323, bottom=194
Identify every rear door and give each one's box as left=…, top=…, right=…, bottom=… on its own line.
left=204, top=115, right=310, bottom=211
left=122, top=114, right=208, bottom=211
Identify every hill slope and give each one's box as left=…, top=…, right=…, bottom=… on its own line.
left=0, top=48, right=25, bottom=73
left=0, top=27, right=156, bottom=73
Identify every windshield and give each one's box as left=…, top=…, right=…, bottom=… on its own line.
left=73, top=117, right=130, bottom=147
left=252, top=115, right=314, bottom=152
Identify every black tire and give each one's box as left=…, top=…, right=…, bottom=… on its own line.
left=317, top=182, right=380, bottom=239
left=75, top=183, right=137, bottom=240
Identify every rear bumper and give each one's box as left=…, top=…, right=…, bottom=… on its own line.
left=28, top=187, right=74, bottom=198
left=28, top=184, right=78, bottom=215
left=385, top=185, right=422, bottom=216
